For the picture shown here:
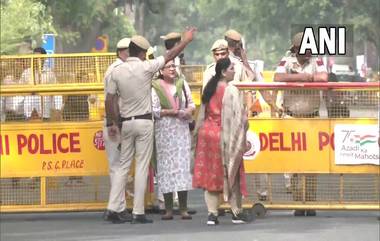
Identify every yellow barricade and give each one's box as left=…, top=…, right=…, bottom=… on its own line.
left=1, top=53, right=379, bottom=216
left=225, top=82, right=379, bottom=216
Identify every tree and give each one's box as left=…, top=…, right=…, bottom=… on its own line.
left=39, top=0, right=135, bottom=53
left=0, top=0, right=55, bottom=54
left=2, top=0, right=378, bottom=70
left=177, top=0, right=379, bottom=69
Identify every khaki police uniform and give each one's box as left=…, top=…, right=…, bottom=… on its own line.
left=225, top=29, right=255, bottom=84
left=229, top=52, right=255, bottom=83
left=104, top=38, right=130, bottom=212
left=275, top=52, right=327, bottom=117
left=107, top=36, right=165, bottom=215
left=275, top=51, right=327, bottom=206
left=104, top=57, right=124, bottom=211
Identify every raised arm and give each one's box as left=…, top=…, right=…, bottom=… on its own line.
left=163, top=27, right=197, bottom=64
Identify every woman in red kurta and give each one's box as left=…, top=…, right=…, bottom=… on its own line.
left=192, top=80, right=226, bottom=191
left=192, top=58, right=249, bottom=225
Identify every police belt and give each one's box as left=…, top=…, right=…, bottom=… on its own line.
left=120, top=113, right=152, bottom=122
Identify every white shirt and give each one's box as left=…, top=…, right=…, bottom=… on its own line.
left=20, top=67, right=62, bottom=118
left=2, top=75, right=24, bottom=115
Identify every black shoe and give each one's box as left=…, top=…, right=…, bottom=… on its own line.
left=306, top=210, right=316, bottom=216
left=131, top=214, right=153, bottom=224
left=232, top=212, right=250, bottom=224
left=294, top=210, right=306, bottom=216
left=108, top=211, right=132, bottom=224
left=103, top=210, right=112, bottom=221
left=207, top=213, right=219, bottom=226
left=104, top=209, right=129, bottom=221
left=187, top=208, right=197, bottom=215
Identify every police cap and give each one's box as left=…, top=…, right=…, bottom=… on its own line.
left=291, top=32, right=304, bottom=48
left=160, top=32, right=181, bottom=41
left=116, top=38, right=130, bottom=49
left=130, top=35, right=151, bottom=50
left=224, top=29, right=242, bottom=41
left=210, top=39, right=228, bottom=51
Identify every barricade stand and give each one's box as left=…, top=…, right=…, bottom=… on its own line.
left=220, top=82, right=379, bottom=218
left=0, top=54, right=205, bottom=213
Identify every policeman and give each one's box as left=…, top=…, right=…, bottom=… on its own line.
left=225, top=29, right=266, bottom=115
left=106, top=27, right=196, bottom=224
left=103, top=37, right=130, bottom=223
left=202, top=39, right=229, bottom=90
left=224, top=29, right=256, bottom=83
left=202, top=37, right=254, bottom=88
left=274, top=32, right=328, bottom=217
left=274, top=32, right=328, bottom=116
left=161, top=32, right=185, bottom=75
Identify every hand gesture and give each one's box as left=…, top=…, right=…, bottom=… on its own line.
left=183, top=27, right=197, bottom=43
left=240, top=47, right=248, bottom=62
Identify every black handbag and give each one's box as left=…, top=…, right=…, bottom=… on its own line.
left=182, top=84, right=196, bottom=131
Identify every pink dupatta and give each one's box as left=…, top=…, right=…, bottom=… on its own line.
left=160, top=79, right=179, bottom=110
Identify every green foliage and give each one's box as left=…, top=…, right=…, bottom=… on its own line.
left=1, top=0, right=378, bottom=70
left=0, top=0, right=55, bottom=54
left=103, top=9, right=136, bottom=51
left=40, top=0, right=135, bottom=51
left=1, top=0, right=136, bottom=53
left=141, top=0, right=378, bottom=69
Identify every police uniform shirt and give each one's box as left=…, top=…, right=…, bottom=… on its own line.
left=104, top=58, right=123, bottom=122
left=202, top=56, right=248, bottom=91
left=108, top=56, right=165, bottom=118
left=104, top=58, right=123, bottom=96
left=275, top=53, right=327, bottom=115
left=248, top=60, right=264, bottom=82
left=229, top=52, right=255, bottom=83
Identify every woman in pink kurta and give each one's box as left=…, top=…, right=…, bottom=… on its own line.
left=192, top=58, right=249, bottom=225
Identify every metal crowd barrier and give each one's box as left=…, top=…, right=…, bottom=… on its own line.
left=227, top=82, right=380, bottom=217
left=0, top=53, right=205, bottom=122
left=0, top=53, right=204, bottom=212
left=1, top=53, right=378, bottom=216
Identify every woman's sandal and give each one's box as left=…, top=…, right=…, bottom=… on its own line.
left=181, top=212, right=192, bottom=220
left=161, top=214, right=174, bottom=220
